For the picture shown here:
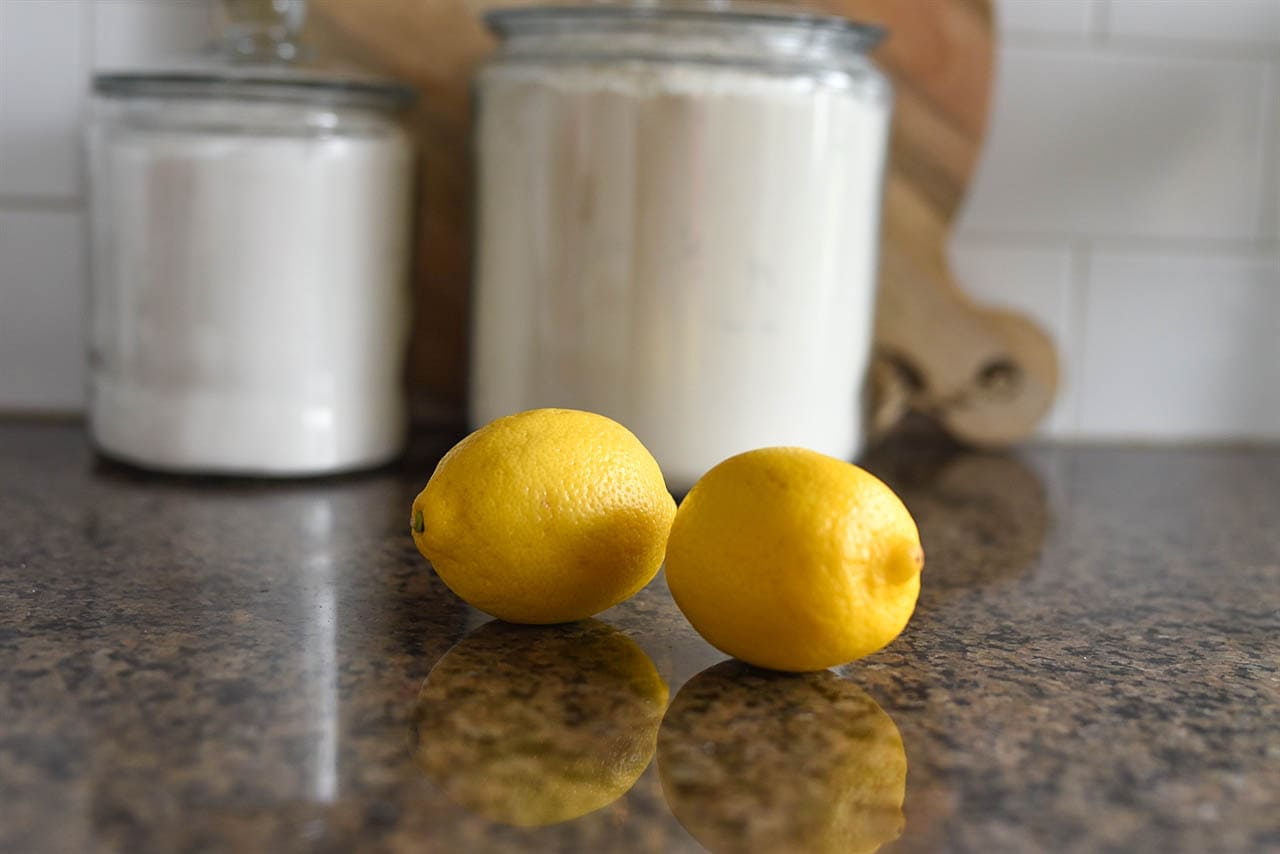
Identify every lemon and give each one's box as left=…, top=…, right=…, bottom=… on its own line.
left=664, top=447, right=923, bottom=672
left=411, top=408, right=676, bottom=624
left=659, top=660, right=906, bottom=854
left=415, top=620, right=668, bottom=827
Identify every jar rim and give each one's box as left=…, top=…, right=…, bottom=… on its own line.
left=484, top=2, right=885, bottom=51
left=93, top=70, right=415, bottom=111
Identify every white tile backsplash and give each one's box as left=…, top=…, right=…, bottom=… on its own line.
left=91, top=0, right=211, bottom=70
left=1079, top=251, right=1280, bottom=439
left=1107, top=0, right=1280, bottom=46
left=997, top=0, right=1099, bottom=37
left=961, top=46, right=1269, bottom=241
left=945, top=0, right=1280, bottom=441
left=0, top=0, right=85, bottom=199
left=949, top=243, right=1078, bottom=436
left=0, top=210, right=86, bottom=411
left=1, top=0, right=1278, bottom=442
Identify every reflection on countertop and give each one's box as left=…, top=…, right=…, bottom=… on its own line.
left=1, top=420, right=1278, bottom=853
left=659, top=661, right=906, bottom=854
left=414, top=620, right=667, bottom=828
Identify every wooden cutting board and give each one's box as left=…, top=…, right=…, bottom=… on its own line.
left=828, top=0, right=1058, bottom=443
left=308, top=0, right=1058, bottom=444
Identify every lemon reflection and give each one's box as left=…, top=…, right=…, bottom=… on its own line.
left=414, top=619, right=668, bottom=827
left=658, top=661, right=906, bottom=854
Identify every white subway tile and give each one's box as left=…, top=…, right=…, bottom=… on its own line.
left=0, top=1, right=85, bottom=199
left=959, top=47, right=1269, bottom=241
left=92, top=0, right=212, bottom=70
left=1107, top=0, right=1280, bottom=45
left=949, top=241, right=1077, bottom=436
left=997, top=0, right=1098, bottom=37
left=1078, top=250, right=1280, bottom=440
left=0, top=210, right=86, bottom=412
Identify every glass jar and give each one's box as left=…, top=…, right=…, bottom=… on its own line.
left=470, top=4, right=893, bottom=491
left=87, top=0, right=415, bottom=476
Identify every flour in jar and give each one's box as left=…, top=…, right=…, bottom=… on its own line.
left=88, top=100, right=413, bottom=475
left=471, top=61, right=892, bottom=489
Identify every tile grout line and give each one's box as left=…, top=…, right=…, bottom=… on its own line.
left=77, top=0, right=96, bottom=417
left=1254, top=58, right=1277, bottom=244
left=70, top=0, right=94, bottom=216
left=1089, top=0, right=1110, bottom=46
left=1063, top=240, right=1093, bottom=439
left=953, top=230, right=1279, bottom=257
left=0, top=196, right=83, bottom=213
left=1102, top=34, right=1280, bottom=59
left=1004, top=32, right=1280, bottom=61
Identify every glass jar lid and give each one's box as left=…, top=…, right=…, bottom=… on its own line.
left=93, top=66, right=415, bottom=110
left=485, top=1, right=885, bottom=54
left=93, top=0, right=414, bottom=110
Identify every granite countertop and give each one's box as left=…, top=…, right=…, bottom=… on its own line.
left=1, top=421, right=1277, bottom=853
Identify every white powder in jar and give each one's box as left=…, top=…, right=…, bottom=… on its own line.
left=471, top=61, right=891, bottom=490
left=88, top=98, right=414, bottom=475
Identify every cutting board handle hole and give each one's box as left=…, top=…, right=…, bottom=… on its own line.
left=975, top=359, right=1021, bottom=400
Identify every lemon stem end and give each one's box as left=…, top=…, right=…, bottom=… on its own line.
left=889, top=544, right=925, bottom=583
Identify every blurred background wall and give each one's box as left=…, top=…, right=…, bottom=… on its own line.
left=2, top=0, right=1277, bottom=441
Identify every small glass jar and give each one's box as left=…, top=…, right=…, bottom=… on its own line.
left=470, top=4, right=893, bottom=491
left=87, top=0, right=415, bottom=476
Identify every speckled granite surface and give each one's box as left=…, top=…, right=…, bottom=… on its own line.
left=1, top=422, right=1277, bottom=853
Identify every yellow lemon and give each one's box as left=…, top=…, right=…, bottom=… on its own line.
left=411, top=408, right=676, bottom=624
left=659, top=661, right=906, bottom=854
left=415, top=620, right=668, bottom=827
left=664, top=447, right=923, bottom=672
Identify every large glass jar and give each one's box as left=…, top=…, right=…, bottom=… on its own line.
left=87, top=0, right=415, bottom=476
left=471, top=5, right=892, bottom=491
